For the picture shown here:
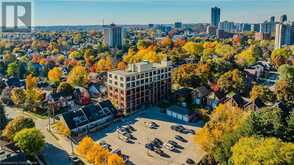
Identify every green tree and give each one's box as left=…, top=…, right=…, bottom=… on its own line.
left=250, top=85, right=274, bottom=103
left=278, top=64, right=294, bottom=81
left=6, top=62, right=19, bottom=77
left=275, top=80, right=294, bottom=102
left=250, top=107, right=284, bottom=138
left=13, top=128, right=45, bottom=156
left=2, top=116, right=35, bottom=140
left=232, top=137, right=294, bottom=165
left=286, top=111, right=294, bottom=142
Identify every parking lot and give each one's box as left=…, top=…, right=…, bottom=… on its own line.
left=89, top=107, right=206, bottom=165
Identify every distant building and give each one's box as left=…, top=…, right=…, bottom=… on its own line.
left=218, top=21, right=235, bottom=32
left=251, top=24, right=261, bottom=32
left=275, top=22, right=292, bottom=49
left=103, top=24, right=125, bottom=49
left=280, top=14, right=287, bottom=23
left=255, top=32, right=271, bottom=41
left=174, top=22, right=183, bottom=29
left=211, top=7, right=221, bottom=27
left=206, top=25, right=217, bottom=36
left=291, top=22, right=294, bottom=44
left=216, top=29, right=233, bottom=39
left=107, top=61, right=172, bottom=114
left=148, top=24, right=154, bottom=29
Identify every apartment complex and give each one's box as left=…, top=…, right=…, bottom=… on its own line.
left=103, top=24, right=125, bottom=49
left=107, top=61, right=172, bottom=114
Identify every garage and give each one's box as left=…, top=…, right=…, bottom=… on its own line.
left=166, top=105, right=193, bottom=122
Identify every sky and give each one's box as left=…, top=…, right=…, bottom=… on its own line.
left=2, top=0, right=294, bottom=26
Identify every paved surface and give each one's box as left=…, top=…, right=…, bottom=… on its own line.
left=4, top=106, right=72, bottom=165
left=89, top=107, right=206, bottom=165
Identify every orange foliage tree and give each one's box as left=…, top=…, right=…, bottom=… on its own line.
left=48, top=67, right=63, bottom=83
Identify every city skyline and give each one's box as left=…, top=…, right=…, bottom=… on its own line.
left=14, top=0, right=294, bottom=26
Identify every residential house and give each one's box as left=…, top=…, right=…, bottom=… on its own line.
left=0, top=140, right=29, bottom=164
left=192, top=86, right=210, bottom=105
left=206, top=91, right=226, bottom=110
left=60, top=100, right=117, bottom=137
left=223, top=94, right=265, bottom=111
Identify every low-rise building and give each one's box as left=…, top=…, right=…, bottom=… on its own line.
left=107, top=61, right=172, bottom=114
left=166, top=105, right=194, bottom=122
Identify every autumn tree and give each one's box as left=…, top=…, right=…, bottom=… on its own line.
left=182, top=42, right=204, bottom=60
left=2, top=116, right=35, bottom=141
left=13, top=128, right=45, bottom=156
left=278, top=64, right=294, bottom=81
left=116, top=61, right=127, bottom=70
left=271, top=48, right=292, bottom=68
left=76, top=136, right=95, bottom=156
left=231, top=137, right=294, bottom=165
left=48, top=67, right=63, bottom=83
left=52, top=121, right=70, bottom=136
left=195, top=104, right=252, bottom=163
left=10, top=88, right=26, bottom=106
left=108, top=154, right=124, bottom=165
left=67, top=66, right=88, bottom=86
left=217, top=69, right=246, bottom=94
left=250, top=84, right=274, bottom=103
left=160, top=37, right=172, bottom=48
left=275, top=80, right=294, bottom=102
left=215, top=44, right=237, bottom=60
left=57, top=82, right=74, bottom=97
left=94, top=56, right=113, bottom=72
left=236, top=47, right=256, bottom=66
left=25, top=74, right=38, bottom=90
left=69, top=50, right=82, bottom=59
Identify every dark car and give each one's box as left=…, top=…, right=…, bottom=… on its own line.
left=175, top=135, right=187, bottom=142
left=186, top=158, right=195, bottom=164
left=153, top=138, right=163, bottom=145
left=69, top=155, right=83, bottom=165
left=154, top=148, right=164, bottom=155
left=145, top=143, right=154, bottom=151
left=168, top=140, right=178, bottom=146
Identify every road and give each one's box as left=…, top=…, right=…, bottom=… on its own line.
left=4, top=106, right=71, bottom=165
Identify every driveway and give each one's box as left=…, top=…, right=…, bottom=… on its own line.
left=4, top=106, right=71, bottom=165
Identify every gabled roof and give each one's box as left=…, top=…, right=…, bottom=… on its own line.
left=61, top=110, right=89, bottom=130
left=194, top=86, right=210, bottom=97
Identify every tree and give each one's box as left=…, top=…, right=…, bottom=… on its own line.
left=57, top=82, right=74, bottom=97
left=6, top=62, right=19, bottom=77
left=271, top=48, right=292, bottom=68
left=13, top=128, right=45, bottom=156
left=24, top=88, right=44, bottom=111
left=250, top=85, right=274, bottom=103
left=116, top=61, right=127, bottom=70
left=278, top=64, right=294, bottom=81
left=160, top=37, right=172, bottom=48
left=67, top=66, right=88, bottom=87
left=2, top=116, right=35, bottom=140
left=107, top=154, right=124, bottom=165
left=48, top=67, right=63, bottom=83
left=195, top=104, right=251, bottom=163
left=11, top=88, right=26, bottom=106
left=182, top=42, right=204, bottom=59
left=217, top=69, right=246, bottom=94
left=94, top=56, right=113, bottom=72
left=231, top=137, right=294, bottom=165
left=250, top=107, right=284, bottom=138
left=275, top=80, right=294, bottom=102
left=69, top=51, right=82, bottom=59
left=25, top=74, right=37, bottom=90
left=286, top=111, right=294, bottom=141
left=236, top=47, right=256, bottom=66
left=52, top=121, right=70, bottom=136
left=215, top=44, right=237, bottom=60
left=76, top=136, right=95, bottom=156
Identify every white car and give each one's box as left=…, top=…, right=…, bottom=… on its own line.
left=163, top=143, right=175, bottom=151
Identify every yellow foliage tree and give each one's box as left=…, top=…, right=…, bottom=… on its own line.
left=116, top=61, right=128, bottom=70
left=52, top=121, right=70, bottom=136
left=107, top=154, right=124, bottom=165
left=48, top=67, right=62, bottom=83
left=67, top=66, right=88, bottom=87
left=25, top=74, right=37, bottom=90
left=11, top=88, right=25, bottom=106
left=76, top=136, right=95, bottom=156
left=94, top=56, right=113, bottom=72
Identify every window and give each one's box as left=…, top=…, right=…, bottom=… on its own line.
left=120, top=77, right=124, bottom=81
left=126, top=77, right=130, bottom=81
left=114, top=75, right=118, bottom=80
left=109, top=74, right=112, bottom=78
left=109, top=80, right=112, bottom=83
left=120, top=83, right=124, bottom=88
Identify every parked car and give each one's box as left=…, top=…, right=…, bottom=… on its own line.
left=171, top=125, right=185, bottom=132
left=122, top=132, right=133, bottom=139
left=117, top=128, right=126, bottom=134
left=118, top=134, right=129, bottom=142
left=154, top=148, right=164, bottom=155
left=186, top=158, right=195, bottom=164
left=163, top=143, right=175, bottom=151
left=69, top=155, right=83, bottom=165
left=175, top=135, right=187, bottom=143
left=145, top=143, right=154, bottom=151
left=112, top=149, right=122, bottom=156
left=168, top=140, right=178, bottom=146
left=153, top=138, right=163, bottom=146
